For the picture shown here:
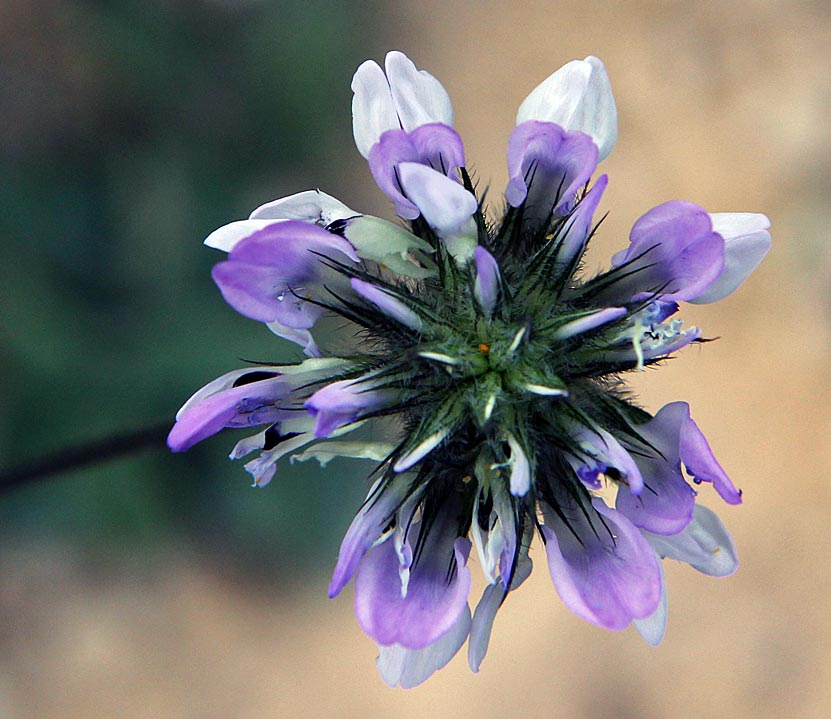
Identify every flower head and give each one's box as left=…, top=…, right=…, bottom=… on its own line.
left=169, top=51, right=770, bottom=687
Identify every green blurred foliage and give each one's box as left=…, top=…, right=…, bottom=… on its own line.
left=0, top=0, right=388, bottom=580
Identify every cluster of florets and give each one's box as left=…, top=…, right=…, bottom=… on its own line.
left=168, top=51, right=770, bottom=688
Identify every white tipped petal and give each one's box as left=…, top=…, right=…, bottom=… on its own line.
left=377, top=607, right=470, bottom=689
left=691, top=213, right=771, bottom=304
left=352, top=59, right=400, bottom=158
left=385, top=51, right=453, bottom=131
left=516, top=56, right=617, bottom=162
left=203, top=219, right=280, bottom=252
left=248, top=189, right=356, bottom=224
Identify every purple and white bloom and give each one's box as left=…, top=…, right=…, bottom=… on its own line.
left=170, top=51, right=770, bottom=687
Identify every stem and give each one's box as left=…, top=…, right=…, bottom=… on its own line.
left=0, top=421, right=172, bottom=495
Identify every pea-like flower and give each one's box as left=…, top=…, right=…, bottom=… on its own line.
left=169, top=51, right=770, bottom=688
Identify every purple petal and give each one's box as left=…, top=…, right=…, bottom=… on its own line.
left=376, top=607, right=470, bottom=689
left=691, top=212, right=771, bottom=304
left=570, top=425, right=644, bottom=495
left=329, top=477, right=409, bottom=598
left=681, top=413, right=742, bottom=504
left=542, top=498, right=662, bottom=630
left=473, top=246, right=500, bottom=316
left=305, top=379, right=394, bottom=438
left=556, top=173, right=608, bottom=265
left=212, top=221, right=358, bottom=323
left=615, top=402, right=696, bottom=535
left=167, top=376, right=287, bottom=452
left=612, top=201, right=725, bottom=303
left=505, top=121, right=598, bottom=221
left=408, top=123, right=465, bottom=176
left=644, top=504, right=738, bottom=577
left=368, top=130, right=422, bottom=219
left=354, top=529, right=472, bottom=649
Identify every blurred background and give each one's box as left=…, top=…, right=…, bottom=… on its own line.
left=0, top=0, right=829, bottom=717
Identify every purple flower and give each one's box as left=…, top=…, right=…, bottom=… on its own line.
left=171, top=50, right=769, bottom=687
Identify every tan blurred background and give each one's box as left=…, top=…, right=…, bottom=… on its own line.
left=1, top=1, right=829, bottom=717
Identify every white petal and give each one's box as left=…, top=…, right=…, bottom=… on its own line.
left=691, top=213, right=771, bottom=304
left=377, top=607, right=470, bottom=689
left=516, top=56, right=617, bottom=162
left=633, top=562, right=668, bottom=646
left=385, top=51, right=453, bottom=132
left=342, top=215, right=436, bottom=279
left=289, top=441, right=395, bottom=468
left=248, top=189, right=357, bottom=224
left=352, top=59, right=400, bottom=158
left=203, top=219, right=281, bottom=252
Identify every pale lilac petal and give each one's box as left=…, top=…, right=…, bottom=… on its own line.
left=248, top=189, right=357, bottom=225
left=505, top=121, right=598, bottom=222
left=329, top=477, right=409, bottom=598
left=516, top=56, right=617, bottom=162
left=266, top=321, right=321, bottom=357
left=473, top=246, right=500, bottom=316
left=506, top=434, right=531, bottom=496
left=242, top=431, right=313, bottom=488
left=553, top=307, right=627, bottom=340
left=385, top=51, right=453, bottom=132
left=468, top=556, right=532, bottom=672
left=377, top=607, right=470, bottom=689
left=691, top=213, right=771, bottom=304
left=397, top=162, right=477, bottom=237
left=354, top=533, right=472, bottom=649
left=681, top=414, right=742, bottom=504
left=644, top=504, right=738, bottom=577
left=542, top=499, right=662, bottom=630
left=352, top=59, right=400, bottom=158
left=393, top=429, right=448, bottom=472
left=350, top=278, right=423, bottom=331
left=633, top=562, right=667, bottom=646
